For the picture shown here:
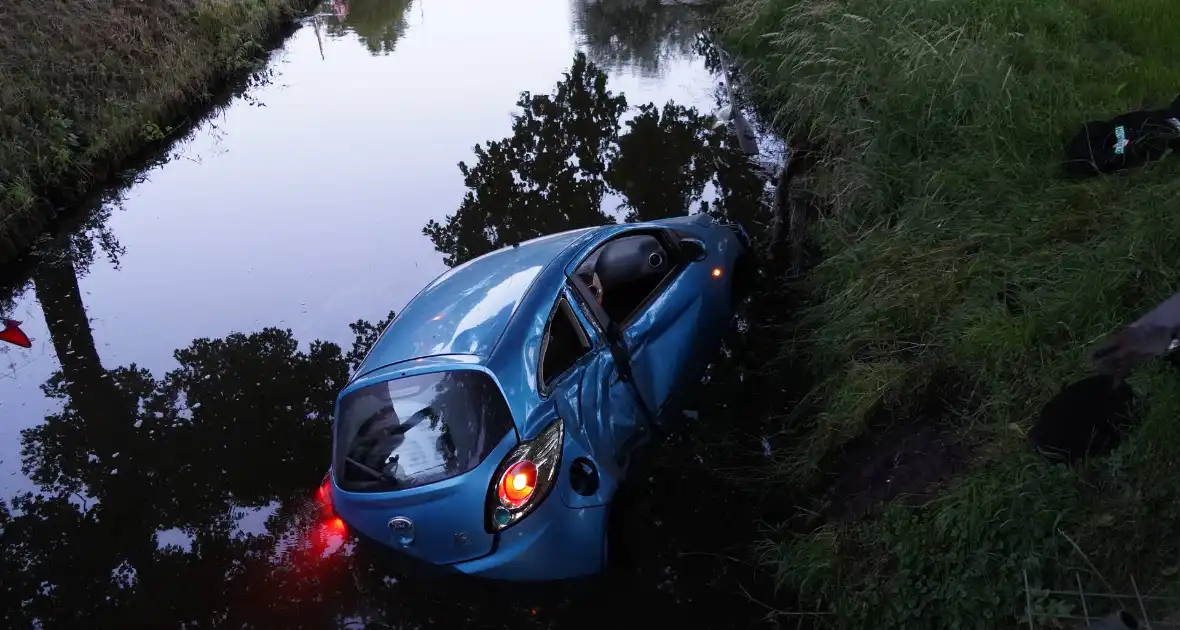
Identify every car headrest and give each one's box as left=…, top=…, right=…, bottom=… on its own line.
left=594, top=235, right=670, bottom=289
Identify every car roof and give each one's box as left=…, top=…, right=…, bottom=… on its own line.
left=354, top=227, right=598, bottom=377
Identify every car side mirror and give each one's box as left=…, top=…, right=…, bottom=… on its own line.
left=679, top=239, right=707, bottom=262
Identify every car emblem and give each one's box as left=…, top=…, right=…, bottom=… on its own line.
left=388, top=516, right=414, bottom=545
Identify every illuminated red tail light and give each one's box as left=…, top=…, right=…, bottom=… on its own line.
left=497, top=460, right=537, bottom=508
left=486, top=419, right=563, bottom=532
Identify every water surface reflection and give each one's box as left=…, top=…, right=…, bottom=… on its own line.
left=572, top=0, right=702, bottom=78
left=0, top=0, right=776, bottom=626
left=325, top=0, right=414, bottom=55
left=425, top=52, right=764, bottom=268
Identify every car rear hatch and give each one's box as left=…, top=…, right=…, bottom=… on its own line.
left=332, top=367, right=516, bottom=565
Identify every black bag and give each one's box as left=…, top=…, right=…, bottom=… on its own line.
left=1064, top=94, right=1180, bottom=177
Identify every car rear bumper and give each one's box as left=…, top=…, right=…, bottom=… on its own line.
left=346, top=492, right=608, bottom=582
left=451, top=496, right=608, bottom=581
left=349, top=525, right=462, bottom=579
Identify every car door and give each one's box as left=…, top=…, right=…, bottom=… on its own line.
left=567, top=228, right=724, bottom=421
left=620, top=231, right=731, bottom=418
left=540, top=286, right=649, bottom=488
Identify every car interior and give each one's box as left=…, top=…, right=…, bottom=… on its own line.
left=540, top=299, right=591, bottom=389
left=574, top=234, right=676, bottom=324
left=539, top=234, right=679, bottom=390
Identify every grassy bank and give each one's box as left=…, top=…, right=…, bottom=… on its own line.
left=722, top=0, right=1180, bottom=626
left=0, top=0, right=311, bottom=263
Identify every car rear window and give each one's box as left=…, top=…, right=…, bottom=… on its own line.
left=333, top=370, right=514, bottom=493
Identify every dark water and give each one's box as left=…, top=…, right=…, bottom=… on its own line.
left=0, top=1, right=788, bottom=627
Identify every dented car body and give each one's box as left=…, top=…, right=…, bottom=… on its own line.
left=328, top=214, right=749, bottom=581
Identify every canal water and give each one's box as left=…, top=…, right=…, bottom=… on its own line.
left=0, top=1, right=786, bottom=627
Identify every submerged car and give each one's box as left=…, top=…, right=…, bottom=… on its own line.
left=326, top=215, right=751, bottom=581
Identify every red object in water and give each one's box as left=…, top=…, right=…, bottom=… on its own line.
left=0, top=320, right=30, bottom=348
left=316, top=475, right=335, bottom=516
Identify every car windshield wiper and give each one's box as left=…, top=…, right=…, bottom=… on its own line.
left=345, top=457, right=399, bottom=486
left=344, top=407, right=436, bottom=487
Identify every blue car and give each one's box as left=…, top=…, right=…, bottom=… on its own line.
left=327, top=215, right=750, bottom=581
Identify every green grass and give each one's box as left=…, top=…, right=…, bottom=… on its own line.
left=0, top=0, right=310, bottom=263
left=722, top=0, right=1180, bottom=626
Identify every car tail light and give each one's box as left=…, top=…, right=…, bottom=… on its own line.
left=498, top=460, right=538, bottom=508
left=487, top=419, right=562, bottom=531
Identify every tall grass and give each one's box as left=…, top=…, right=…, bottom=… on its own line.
left=0, top=0, right=310, bottom=263
left=723, top=0, right=1180, bottom=626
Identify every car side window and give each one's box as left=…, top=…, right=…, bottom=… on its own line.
left=539, top=297, right=592, bottom=391
left=573, top=233, right=679, bottom=325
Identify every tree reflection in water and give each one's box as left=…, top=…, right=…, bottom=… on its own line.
left=325, top=0, right=415, bottom=55
left=0, top=275, right=398, bottom=626
left=0, top=44, right=770, bottom=629
left=572, top=0, right=701, bottom=79
left=425, top=52, right=767, bottom=268
left=424, top=52, right=627, bottom=267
